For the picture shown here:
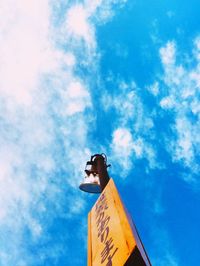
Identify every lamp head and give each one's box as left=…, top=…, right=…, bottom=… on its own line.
left=79, top=174, right=101, bottom=193
left=79, top=154, right=110, bottom=193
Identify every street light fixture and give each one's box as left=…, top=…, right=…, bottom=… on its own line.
left=79, top=153, right=110, bottom=194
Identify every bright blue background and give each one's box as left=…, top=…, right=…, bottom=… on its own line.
left=0, top=1, right=200, bottom=266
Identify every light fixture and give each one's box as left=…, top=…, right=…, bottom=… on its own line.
left=79, top=156, right=102, bottom=193
left=79, top=154, right=110, bottom=194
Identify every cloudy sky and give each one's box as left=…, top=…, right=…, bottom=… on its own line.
left=0, top=0, right=200, bottom=265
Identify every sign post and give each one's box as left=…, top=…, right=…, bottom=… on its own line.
left=88, top=179, right=151, bottom=266
left=79, top=154, right=151, bottom=266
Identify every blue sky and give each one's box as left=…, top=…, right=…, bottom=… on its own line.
left=0, top=0, right=200, bottom=265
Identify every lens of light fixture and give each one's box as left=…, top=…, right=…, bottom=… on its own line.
left=79, top=174, right=101, bottom=193
left=79, top=182, right=101, bottom=193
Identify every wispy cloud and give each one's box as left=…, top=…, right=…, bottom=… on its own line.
left=157, top=39, right=200, bottom=182
left=160, top=41, right=176, bottom=65
left=101, top=79, right=160, bottom=176
left=2, top=1, right=198, bottom=265
left=0, top=0, right=129, bottom=264
left=99, top=37, right=200, bottom=265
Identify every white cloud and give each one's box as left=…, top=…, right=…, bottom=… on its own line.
left=111, top=127, right=134, bottom=171
left=64, top=0, right=128, bottom=52
left=62, top=81, right=91, bottom=116
left=194, top=36, right=200, bottom=60
left=175, top=118, right=194, bottom=164
left=101, top=39, right=195, bottom=185
left=112, top=127, right=144, bottom=160
left=147, top=82, right=160, bottom=96
left=0, top=0, right=129, bottom=264
left=102, top=79, right=159, bottom=175
left=160, top=41, right=176, bottom=65
left=160, top=96, right=175, bottom=109
left=0, top=0, right=52, bottom=106
left=111, top=127, right=146, bottom=175
left=110, top=124, right=158, bottom=176
left=0, top=1, right=92, bottom=264
left=156, top=38, right=200, bottom=180
left=66, top=4, right=95, bottom=46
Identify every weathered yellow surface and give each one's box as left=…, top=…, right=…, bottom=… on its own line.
left=88, top=212, right=92, bottom=266
left=88, top=179, right=136, bottom=266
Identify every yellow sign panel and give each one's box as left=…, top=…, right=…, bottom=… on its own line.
left=88, top=179, right=137, bottom=266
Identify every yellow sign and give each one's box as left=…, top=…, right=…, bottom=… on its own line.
left=88, top=179, right=137, bottom=266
